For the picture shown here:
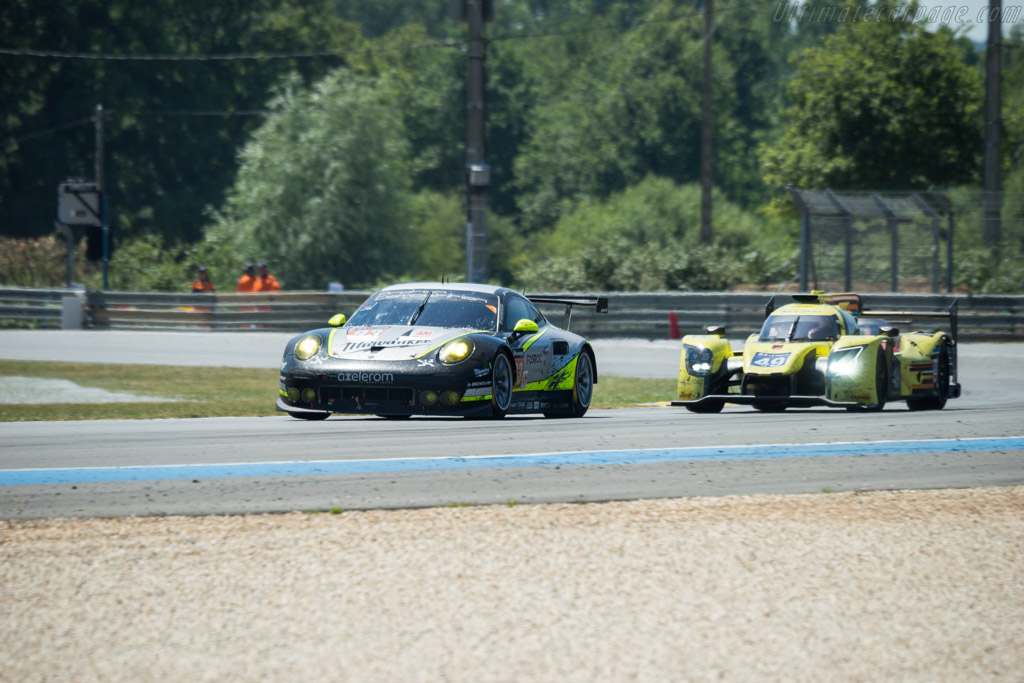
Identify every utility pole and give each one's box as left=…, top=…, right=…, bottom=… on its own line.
left=463, top=0, right=490, bottom=283
left=982, top=0, right=1002, bottom=248
left=95, top=103, right=109, bottom=289
left=699, top=0, right=713, bottom=245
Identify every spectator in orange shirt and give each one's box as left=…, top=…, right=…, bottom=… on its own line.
left=191, top=266, right=215, bottom=293
left=255, top=262, right=280, bottom=292
left=236, top=264, right=257, bottom=293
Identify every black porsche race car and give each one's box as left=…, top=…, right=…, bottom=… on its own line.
left=276, top=283, right=608, bottom=419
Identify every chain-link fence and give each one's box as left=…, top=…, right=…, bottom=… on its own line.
left=787, top=187, right=1024, bottom=294
left=787, top=187, right=957, bottom=293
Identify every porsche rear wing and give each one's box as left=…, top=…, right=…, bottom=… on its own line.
left=862, top=299, right=959, bottom=344
left=528, top=296, right=609, bottom=330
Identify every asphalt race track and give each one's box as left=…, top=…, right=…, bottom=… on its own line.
left=1, top=330, right=1022, bottom=519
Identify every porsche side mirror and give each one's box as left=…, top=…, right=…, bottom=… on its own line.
left=328, top=313, right=347, bottom=327
left=511, top=318, right=539, bottom=337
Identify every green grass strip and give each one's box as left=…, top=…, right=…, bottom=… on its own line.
left=0, top=360, right=674, bottom=421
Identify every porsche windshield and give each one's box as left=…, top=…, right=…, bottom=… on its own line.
left=759, top=314, right=840, bottom=342
left=347, top=289, right=499, bottom=332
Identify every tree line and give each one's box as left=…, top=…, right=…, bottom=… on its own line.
left=2, top=0, right=1022, bottom=292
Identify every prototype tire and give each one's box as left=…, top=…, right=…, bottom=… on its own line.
left=489, top=352, right=514, bottom=419
left=907, top=343, right=950, bottom=411
left=849, top=348, right=888, bottom=412
left=288, top=411, right=330, bottom=421
left=868, top=348, right=888, bottom=411
left=686, top=400, right=724, bottom=414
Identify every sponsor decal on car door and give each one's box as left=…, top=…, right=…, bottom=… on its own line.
left=513, top=331, right=552, bottom=389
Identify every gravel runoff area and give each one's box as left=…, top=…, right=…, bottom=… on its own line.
left=2, top=487, right=1022, bottom=682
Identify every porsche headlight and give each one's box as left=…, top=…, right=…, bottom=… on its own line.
left=828, top=346, right=863, bottom=377
left=294, top=334, right=323, bottom=361
left=439, top=338, right=475, bottom=365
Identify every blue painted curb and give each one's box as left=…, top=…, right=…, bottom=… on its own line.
left=2, top=436, right=1023, bottom=486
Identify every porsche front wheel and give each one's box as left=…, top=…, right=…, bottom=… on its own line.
left=489, top=352, right=513, bottom=419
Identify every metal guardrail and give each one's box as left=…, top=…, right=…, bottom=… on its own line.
left=1, top=287, right=1022, bottom=340
left=0, top=287, right=71, bottom=328
left=83, top=290, right=371, bottom=332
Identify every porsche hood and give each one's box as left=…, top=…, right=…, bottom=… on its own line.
left=326, top=325, right=483, bottom=362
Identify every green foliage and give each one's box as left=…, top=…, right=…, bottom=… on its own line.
left=2, top=0, right=1018, bottom=294
left=0, top=234, right=94, bottom=287
left=84, top=234, right=185, bottom=292
left=511, top=6, right=717, bottom=231
left=945, top=183, right=1024, bottom=293
left=520, top=178, right=795, bottom=291
left=76, top=233, right=242, bottom=292
left=954, top=244, right=1024, bottom=294
left=760, top=16, right=983, bottom=190
left=347, top=24, right=465, bottom=194
left=404, top=191, right=465, bottom=283
left=205, top=70, right=413, bottom=290
left=1, top=0, right=357, bottom=245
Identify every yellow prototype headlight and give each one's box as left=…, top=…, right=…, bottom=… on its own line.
left=439, top=337, right=475, bottom=365
left=828, top=345, right=863, bottom=377
left=294, top=333, right=323, bottom=361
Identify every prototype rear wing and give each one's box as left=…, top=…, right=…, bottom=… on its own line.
left=862, top=299, right=959, bottom=344
left=528, top=296, right=609, bottom=330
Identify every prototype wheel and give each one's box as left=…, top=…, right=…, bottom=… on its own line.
left=850, top=348, right=889, bottom=412
left=686, top=400, right=724, bottom=414
left=489, top=352, right=514, bottom=419
left=288, top=411, right=330, bottom=421
left=867, top=348, right=888, bottom=412
left=907, top=344, right=950, bottom=411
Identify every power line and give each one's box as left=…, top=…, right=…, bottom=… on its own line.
left=128, top=110, right=272, bottom=117
left=11, top=117, right=93, bottom=144
left=11, top=110, right=272, bottom=145
left=0, top=0, right=789, bottom=63
left=0, top=40, right=460, bottom=61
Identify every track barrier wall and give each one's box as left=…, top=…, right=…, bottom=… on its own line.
left=1, top=287, right=1021, bottom=341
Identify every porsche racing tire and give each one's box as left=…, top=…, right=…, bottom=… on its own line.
left=686, top=400, right=724, bottom=414
left=544, top=350, right=596, bottom=418
left=288, top=411, right=330, bottom=421
left=489, top=352, right=514, bottom=419
left=907, top=343, right=950, bottom=411
left=569, top=351, right=595, bottom=417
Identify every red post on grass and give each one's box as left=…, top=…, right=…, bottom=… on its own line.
left=668, top=311, right=680, bottom=339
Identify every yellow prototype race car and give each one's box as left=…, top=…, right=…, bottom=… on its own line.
left=671, top=292, right=961, bottom=413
